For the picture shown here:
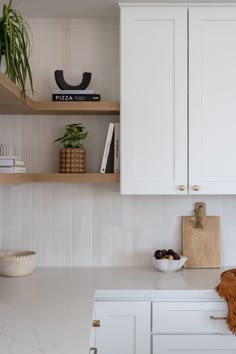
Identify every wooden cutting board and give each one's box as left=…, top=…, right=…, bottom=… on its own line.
left=182, top=202, right=220, bottom=268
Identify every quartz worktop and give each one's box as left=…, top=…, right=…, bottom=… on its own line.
left=0, top=267, right=229, bottom=354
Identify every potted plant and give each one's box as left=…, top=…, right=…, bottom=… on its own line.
left=0, top=0, right=33, bottom=95
left=54, top=123, right=88, bottom=173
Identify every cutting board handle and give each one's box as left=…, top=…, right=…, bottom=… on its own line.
left=194, top=202, right=206, bottom=228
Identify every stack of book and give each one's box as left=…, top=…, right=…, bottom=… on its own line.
left=52, top=89, right=101, bottom=102
left=100, top=123, right=120, bottom=174
left=0, top=157, right=26, bottom=173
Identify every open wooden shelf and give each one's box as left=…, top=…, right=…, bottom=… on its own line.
left=0, top=174, right=35, bottom=185
left=0, top=173, right=120, bottom=185
left=33, top=173, right=120, bottom=183
left=0, top=74, right=120, bottom=184
left=0, top=72, right=120, bottom=115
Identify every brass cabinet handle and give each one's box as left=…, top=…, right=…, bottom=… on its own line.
left=193, top=185, right=200, bottom=191
left=210, top=315, right=227, bottom=320
left=178, top=185, right=185, bottom=191
left=90, top=347, right=98, bottom=354
left=92, top=320, right=100, bottom=328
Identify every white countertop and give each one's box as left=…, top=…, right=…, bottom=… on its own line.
left=0, top=267, right=228, bottom=354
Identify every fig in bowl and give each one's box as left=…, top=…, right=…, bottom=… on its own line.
left=152, top=249, right=187, bottom=272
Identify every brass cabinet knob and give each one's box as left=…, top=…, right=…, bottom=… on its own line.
left=193, top=185, right=200, bottom=191
left=178, top=185, right=185, bottom=191
left=92, top=320, right=100, bottom=328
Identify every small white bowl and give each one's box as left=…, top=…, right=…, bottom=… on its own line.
left=152, top=256, right=187, bottom=272
left=0, top=250, right=37, bottom=277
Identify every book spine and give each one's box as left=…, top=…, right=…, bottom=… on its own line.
left=53, top=89, right=95, bottom=94
left=52, top=94, right=101, bottom=101
left=0, top=167, right=26, bottom=173
left=114, top=123, right=120, bottom=173
left=100, top=123, right=115, bottom=173
left=105, top=132, right=114, bottom=173
left=0, top=156, right=20, bottom=159
left=0, top=159, right=25, bottom=167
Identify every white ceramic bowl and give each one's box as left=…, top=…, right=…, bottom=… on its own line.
left=152, top=256, right=188, bottom=272
left=0, top=250, right=37, bottom=277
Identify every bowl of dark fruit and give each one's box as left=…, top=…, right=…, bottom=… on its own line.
left=152, top=249, right=187, bottom=272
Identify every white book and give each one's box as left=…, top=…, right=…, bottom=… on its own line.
left=0, top=166, right=26, bottom=173
left=114, top=123, right=120, bottom=173
left=0, top=159, right=25, bottom=167
left=100, top=123, right=115, bottom=173
left=53, top=89, right=95, bottom=94
left=0, top=156, right=20, bottom=159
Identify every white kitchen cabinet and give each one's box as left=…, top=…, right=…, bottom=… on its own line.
left=152, top=300, right=236, bottom=354
left=153, top=335, right=236, bottom=354
left=120, top=4, right=236, bottom=195
left=94, top=301, right=150, bottom=354
left=120, top=6, right=188, bottom=194
left=189, top=7, right=236, bottom=194
left=93, top=298, right=236, bottom=354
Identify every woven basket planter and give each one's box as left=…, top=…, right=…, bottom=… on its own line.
left=59, top=148, right=86, bottom=173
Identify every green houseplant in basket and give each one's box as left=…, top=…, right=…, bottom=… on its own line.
left=54, top=123, right=88, bottom=173
left=0, top=0, right=33, bottom=95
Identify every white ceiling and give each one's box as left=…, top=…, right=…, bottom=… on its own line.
left=1, top=0, right=236, bottom=18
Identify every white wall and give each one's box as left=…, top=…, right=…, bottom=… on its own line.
left=0, top=19, right=235, bottom=267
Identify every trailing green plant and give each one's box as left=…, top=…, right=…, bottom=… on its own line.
left=0, top=0, right=33, bottom=95
left=54, top=123, right=88, bottom=148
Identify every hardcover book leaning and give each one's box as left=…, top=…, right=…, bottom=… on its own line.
left=100, top=123, right=120, bottom=174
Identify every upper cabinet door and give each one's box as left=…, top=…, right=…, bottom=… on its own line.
left=189, top=7, right=236, bottom=194
left=120, top=7, right=188, bottom=194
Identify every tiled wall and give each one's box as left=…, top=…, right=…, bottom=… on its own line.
left=1, top=184, right=236, bottom=266
left=0, top=19, right=236, bottom=267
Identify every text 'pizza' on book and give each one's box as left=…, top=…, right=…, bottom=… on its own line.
left=52, top=89, right=101, bottom=102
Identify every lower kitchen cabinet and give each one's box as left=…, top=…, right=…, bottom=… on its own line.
left=153, top=335, right=236, bottom=353
left=93, top=299, right=236, bottom=354
left=94, top=301, right=151, bottom=354
left=152, top=301, right=236, bottom=354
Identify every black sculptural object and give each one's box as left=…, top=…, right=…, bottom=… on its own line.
left=54, top=70, right=91, bottom=90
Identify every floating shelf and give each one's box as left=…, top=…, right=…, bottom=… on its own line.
left=0, top=174, right=35, bottom=185
left=33, top=173, right=120, bottom=183
left=0, top=72, right=120, bottom=115
left=0, top=173, right=120, bottom=185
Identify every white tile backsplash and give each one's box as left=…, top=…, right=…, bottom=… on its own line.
left=1, top=182, right=236, bottom=267
left=0, top=19, right=236, bottom=267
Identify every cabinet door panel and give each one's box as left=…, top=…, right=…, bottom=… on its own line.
left=153, top=335, right=236, bottom=353
left=95, top=301, right=150, bottom=354
left=189, top=7, right=236, bottom=194
left=120, top=7, right=187, bottom=194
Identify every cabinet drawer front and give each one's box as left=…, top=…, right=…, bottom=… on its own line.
left=152, top=301, right=229, bottom=334
left=153, top=334, right=236, bottom=353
